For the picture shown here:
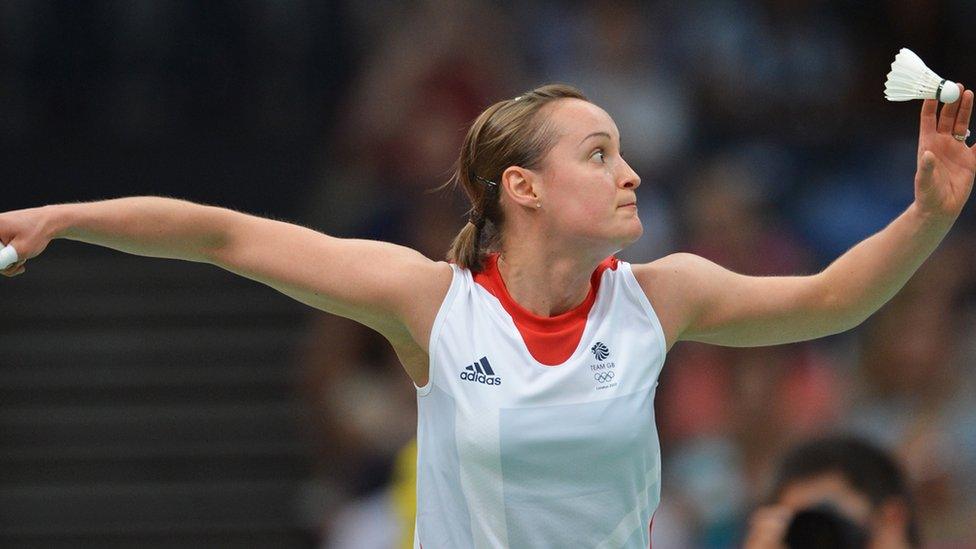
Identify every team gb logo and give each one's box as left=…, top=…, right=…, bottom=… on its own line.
left=590, top=341, right=610, bottom=361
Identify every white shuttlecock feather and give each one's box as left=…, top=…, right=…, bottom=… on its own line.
left=885, top=48, right=959, bottom=103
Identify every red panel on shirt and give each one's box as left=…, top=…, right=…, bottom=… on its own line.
left=473, top=253, right=618, bottom=366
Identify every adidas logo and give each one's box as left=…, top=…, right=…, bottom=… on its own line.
left=459, top=357, right=502, bottom=386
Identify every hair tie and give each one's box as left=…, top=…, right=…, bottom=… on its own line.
left=468, top=174, right=499, bottom=229
left=468, top=210, right=486, bottom=228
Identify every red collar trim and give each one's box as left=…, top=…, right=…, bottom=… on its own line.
left=473, top=253, right=618, bottom=365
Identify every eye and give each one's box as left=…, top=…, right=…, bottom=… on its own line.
left=591, top=149, right=606, bottom=163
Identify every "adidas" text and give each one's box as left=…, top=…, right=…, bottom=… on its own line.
left=460, top=357, right=502, bottom=386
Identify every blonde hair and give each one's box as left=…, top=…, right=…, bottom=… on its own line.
left=443, top=83, right=588, bottom=272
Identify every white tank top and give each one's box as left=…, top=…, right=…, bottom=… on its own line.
left=414, top=254, right=667, bottom=548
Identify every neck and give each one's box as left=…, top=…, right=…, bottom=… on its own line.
left=495, top=239, right=609, bottom=317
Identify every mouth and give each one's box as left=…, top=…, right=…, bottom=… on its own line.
left=618, top=202, right=637, bottom=208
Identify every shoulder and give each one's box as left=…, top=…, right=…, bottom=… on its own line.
left=630, top=252, right=713, bottom=289
left=391, top=253, right=455, bottom=310
left=629, top=253, right=716, bottom=350
left=386, top=257, right=455, bottom=347
left=398, top=253, right=455, bottom=288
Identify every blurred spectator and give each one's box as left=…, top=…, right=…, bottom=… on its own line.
left=325, top=439, right=418, bottom=549
left=296, top=312, right=417, bottom=514
left=744, top=435, right=920, bottom=549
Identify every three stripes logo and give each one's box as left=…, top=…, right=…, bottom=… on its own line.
left=460, top=357, right=502, bottom=386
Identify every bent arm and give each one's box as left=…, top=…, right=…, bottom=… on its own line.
left=643, top=203, right=954, bottom=348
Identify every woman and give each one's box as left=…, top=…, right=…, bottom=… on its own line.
left=1, top=83, right=973, bottom=547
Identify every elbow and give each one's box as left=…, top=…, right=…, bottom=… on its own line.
left=816, top=274, right=867, bottom=335
left=201, top=227, right=231, bottom=264
left=202, top=235, right=232, bottom=266
left=197, top=206, right=237, bottom=265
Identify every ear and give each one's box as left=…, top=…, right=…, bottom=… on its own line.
left=500, top=165, right=542, bottom=210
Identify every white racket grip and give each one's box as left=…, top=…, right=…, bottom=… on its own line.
left=0, top=244, right=19, bottom=270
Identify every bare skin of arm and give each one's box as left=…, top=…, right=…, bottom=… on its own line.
left=0, top=196, right=451, bottom=385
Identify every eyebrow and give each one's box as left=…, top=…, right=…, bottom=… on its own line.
left=578, top=131, right=616, bottom=147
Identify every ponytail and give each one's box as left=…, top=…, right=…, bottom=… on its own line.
left=447, top=221, right=483, bottom=271
left=447, top=174, right=500, bottom=272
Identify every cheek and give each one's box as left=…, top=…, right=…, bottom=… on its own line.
left=550, top=196, right=616, bottom=238
left=554, top=188, right=609, bottom=220
left=545, top=165, right=616, bottom=221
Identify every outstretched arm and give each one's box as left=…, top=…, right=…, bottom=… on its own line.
left=637, top=87, right=975, bottom=348
left=0, top=196, right=449, bottom=342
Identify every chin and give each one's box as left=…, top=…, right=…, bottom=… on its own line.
left=623, top=219, right=644, bottom=243
left=612, top=225, right=643, bottom=251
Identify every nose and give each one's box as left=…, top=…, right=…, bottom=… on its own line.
left=618, top=158, right=641, bottom=189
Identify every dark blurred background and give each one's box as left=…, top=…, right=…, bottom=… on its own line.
left=2, top=1, right=976, bottom=547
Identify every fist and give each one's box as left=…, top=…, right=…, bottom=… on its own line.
left=0, top=206, right=55, bottom=277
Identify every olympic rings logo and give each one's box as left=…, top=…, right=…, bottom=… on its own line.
left=594, top=371, right=615, bottom=383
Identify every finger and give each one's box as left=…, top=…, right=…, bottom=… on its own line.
left=919, top=150, right=938, bottom=176
left=745, top=507, right=792, bottom=549
left=953, top=89, right=973, bottom=138
left=937, top=84, right=964, bottom=133
left=921, top=99, right=938, bottom=133
left=917, top=150, right=941, bottom=195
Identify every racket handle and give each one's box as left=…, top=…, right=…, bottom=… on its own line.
left=0, top=244, right=19, bottom=270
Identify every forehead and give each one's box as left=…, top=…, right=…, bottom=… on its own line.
left=778, top=473, right=873, bottom=520
left=545, top=98, right=619, bottom=143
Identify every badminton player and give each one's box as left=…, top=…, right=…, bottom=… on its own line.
left=1, top=83, right=973, bottom=547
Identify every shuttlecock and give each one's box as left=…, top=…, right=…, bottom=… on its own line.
left=885, top=48, right=959, bottom=103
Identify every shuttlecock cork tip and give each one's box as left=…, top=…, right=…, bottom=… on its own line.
left=939, top=80, right=960, bottom=103
left=0, top=245, right=18, bottom=270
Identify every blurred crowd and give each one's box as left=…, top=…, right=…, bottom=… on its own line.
left=5, top=0, right=976, bottom=547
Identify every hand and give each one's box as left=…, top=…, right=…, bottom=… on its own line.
left=0, top=206, right=56, bottom=277
left=914, top=84, right=976, bottom=222
left=743, top=505, right=792, bottom=549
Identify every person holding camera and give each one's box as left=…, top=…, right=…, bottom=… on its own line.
left=744, top=436, right=920, bottom=549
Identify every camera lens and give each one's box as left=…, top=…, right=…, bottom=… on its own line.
left=785, top=504, right=869, bottom=549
